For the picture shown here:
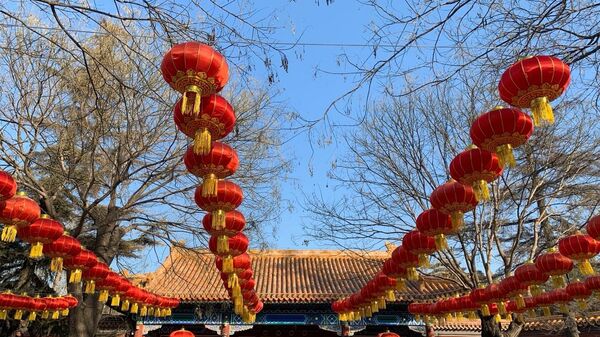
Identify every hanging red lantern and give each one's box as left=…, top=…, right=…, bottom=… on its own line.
left=63, top=249, right=97, bottom=284
left=377, top=331, right=400, bottom=337
left=470, top=107, right=534, bottom=167
left=498, top=55, right=570, bottom=126
left=17, top=214, right=64, bottom=258
left=209, top=232, right=249, bottom=256
left=535, top=248, right=574, bottom=288
left=586, top=215, right=600, bottom=240
left=122, top=287, right=143, bottom=313
left=533, top=291, right=554, bottom=317
left=415, top=208, right=455, bottom=250
left=391, top=246, right=420, bottom=281
left=82, top=261, right=110, bottom=294
left=402, top=230, right=437, bottom=267
left=0, top=292, right=18, bottom=320
left=0, top=192, right=41, bottom=242
left=484, top=283, right=509, bottom=316
left=0, top=171, right=17, bottom=201
left=584, top=275, right=600, bottom=295
left=514, top=261, right=549, bottom=296
left=169, top=327, right=195, bottom=337
left=96, top=272, right=120, bottom=303
left=548, top=289, right=573, bottom=314
left=195, top=180, right=243, bottom=230
left=110, top=276, right=131, bottom=307
left=499, top=276, right=527, bottom=310
left=42, top=234, right=81, bottom=273
left=566, top=280, right=592, bottom=310
left=381, top=259, right=407, bottom=290
left=449, top=147, right=503, bottom=202
left=374, top=272, right=397, bottom=302
left=203, top=210, right=246, bottom=236
left=43, top=297, right=63, bottom=319
left=61, top=295, right=78, bottom=316
left=457, top=295, right=479, bottom=320
left=216, top=252, right=252, bottom=274
left=470, top=287, right=492, bottom=316
left=430, top=180, right=478, bottom=230
left=184, top=142, right=239, bottom=197
left=26, top=296, right=46, bottom=321
left=174, top=95, right=236, bottom=155
left=558, top=232, right=599, bottom=276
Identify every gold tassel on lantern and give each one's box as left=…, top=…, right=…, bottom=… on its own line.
left=217, top=235, right=229, bottom=254
left=396, top=278, right=406, bottom=291
left=559, top=304, right=569, bottom=314
left=481, top=304, right=490, bottom=316
left=434, top=234, right=449, bottom=250
left=0, top=309, right=6, bottom=320
left=14, top=310, right=23, bottom=320
left=181, top=88, right=202, bottom=116
left=418, top=254, right=430, bottom=268
left=85, top=280, right=96, bottom=294
left=202, top=174, right=218, bottom=197
left=468, top=311, right=477, bottom=320
left=99, top=290, right=109, bottom=303
left=222, top=255, right=234, bottom=273
left=386, top=289, right=396, bottom=302
left=27, top=311, right=37, bottom=321
left=496, top=144, right=516, bottom=168
left=1, top=225, right=17, bottom=242
left=494, top=314, right=501, bottom=323
left=61, top=308, right=69, bottom=316
left=498, top=301, right=507, bottom=316
left=234, top=297, right=243, bottom=314
left=530, top=96, right=554, bottom=126
left=29, top=242, right=44, bottom=258
left=50, top=257, right=63, bottom=273
left=551, top=275, right=566, bottom=289
left=542, top=307, right=551, bottom=316
left=194, top=128, right=211, bottom=155
left=365, top=306, right=372, bottom=317
left=472, top=180, right=491, bottom=202
left=148, top=307, right=155, bottom=316
left=530, top=285, right=542, bottom=296
left=450, top=211, right=465, bottom=231
left=140, top=305, right=148, bottom=317
left=51, top=310, right=60, bottom=319
left=121, top=299, right=130, bottom=311
left=378, top=296, right=386, bottom=310
left=516, top=294, right=526, bottom=309
left=41, top=310, right=49, bottom=319
left=111, top=294, right=121, bottom=307
left=578, top=259, right=595, bottom=276
left=407, top=268, right=419, bottom=281
left=233, top=283, right=242, bottom=300
left=577, top=299, right=587, bottom=310
left=228, top=273, right=239, bottom=289
left=371, top=301, right=379, bottom=313
left=212, top=210, right=226, bottom=230
left=69, top=269, right=82, bottom=283
left=130, top=302, right=139, bottom=314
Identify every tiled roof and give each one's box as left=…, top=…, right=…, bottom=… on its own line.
left=143, top=247, right=464, bottom=303
left=433, top=313, right=600, bottom=332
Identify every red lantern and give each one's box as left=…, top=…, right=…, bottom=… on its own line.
left=449, top=147, right=503, bottom=202
left=584, top=275, right=600, bottom=294
left=391, top=246, right=419, bottom=281
left=533, top=291, right=554, bottom=317
left=26, top=296, right=46, bottom=321
left=498, top=55, right=570, bottom=126
left=169, top=328, right=195, bottom=337
left=0, top=192, right=41, bottom=242
left=514, top=261, right=549, bottom=295
left=17, top=214, right=64, bottom=258
left=96, top=272, right=120, bottom=303
left=415, top=208, right=455, bottom=250
left=184, top=142, right=239, bottom=196
left=484, top=283, right=508, bottom=315
left=377, top=331, right=400, bottom=337
left=0, top=292, right=18, bottom=320
left=161, top=42, right=228, bottom=115
left=585, top=215, right=600, bottom=240
left=82, top=261, right=110, bottom=294
left=61, top=295, right=78, bottom=316
left=110, top=277, right=131, bottom=307
left=203, top=210, right=246, bottom=235
left=209, top=232, right=249, bottom=256
left=195, top=180, right=243, bottom=230
left=381, top=259, right=407, bottom=290
left=470, top=287, right=492, bottom=316
left=0, top=171, right=17, bottom=201
left=558, top=232, right=599, bottom=276
left=548, top=289, right=573, bottom=314
left=402, top=230, right=437, bottom=267
left=174, top=95, right=236, bottom=155
left=470, top=107, right=534, bottom=167
left=566, top=280, right=592, bottom=310
left=216, top=253, right=251, bottom=274
left=63, top=249, right=97, bottom=283
left=499, top=276, right=527, bottom=310
left=42, top=234, right=81, bottom=273
left=430, top=180, right=478, bottom=230
left=535, top=248, right=574, bottom=288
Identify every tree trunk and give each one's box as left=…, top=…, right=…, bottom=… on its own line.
left=564, top=312, right=580, bottom=337
left=68, top=273, right=108, bottom=337
left=480, top=314, right=524, bottom=337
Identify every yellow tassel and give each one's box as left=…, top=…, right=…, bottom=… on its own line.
left=347, top=311, right=354, bottom=321
left=166, top=308, right=172, bottom=316
left=111, top=294, right=120, bottom=307
left=69, top=269, right=82, bottom=283
left=472, top=180, right=491, bottom=202
left=530, top=285, right=542, bottom=296
left=468, top=311, right=477, bottom=320
left=371, top=301, right=378, bottom=313
left=527, top=309, right=536, bottom=318
left=217, top=235, right=229, bottom=254
left=233, top=284, right=241, bottom=299
left=451, top=211, right=464, bottom=231
left=140, top=306, right=148, bottom=317
left=212, top=210, right=225, bottom=230
left=51, top=257, right=63, bottom=273
left=98, top=290, right=109, bottom=303
left=481, top=304, right=490, bottom=316
left=234, top=297, right=243, bottom=314
left=121, top=299, right=130, bottom=311
left=560, top=304, right=568, bottom=314
left=1, top=225, right=17, bottom=242
left=435, top=234, right=448, bottom=250
left=61, top=309, right=69, bottom=316
left=27, top=311, right=37, bottom=321
left=29, top=242, right=44, bottom=258
left=51, top=311, right=59, bottom=319
left=223, top=255, right=234, bottom=273
left=148, top=307, right=155, bottom=316
left=496, top=144, right=516, bottom=168
left=418, top=254, right=430, bottom=268
left=407, top=268, right=419, bottom=281
left=396, top=278, right=406, bottom=291
left=228, top=273, right=239, bottom=289
left=14, top=310, right=23, bottom=320
left=578, top=299, right=587, bottom=310
left=543, top=307, right=551, bottom=316
left=194, top=128, right=211, bottom=155
left=379, top=296, right=386, bottom=310
left=130, top=303, right=139, bottom=314
left=85, top=280, right=95, bottom=294
left=414, top=314, right=421, bottom=322
left=249, top=313, right=256, bottom=323
left=0, top=309, right=6, bottom=320
left=551, top=275, right=566, bottom=289
left=578, top=259, right=595, bottom=276
left=530, top=97, right=554, bottom=126
left=365, top=306, right=372, bottom=317
left=494, top=314, right=501, bottom=323
left=516, top=294, right=525, bottom=309
left=41, top=310, right=49, bottom=319
left=386, top=289, right=396, bottom=301
left=507, top=314, right=512, bottom=322
left=202, top=174, right=218, bottom=197
left=498, top=302, right=507, bottom=316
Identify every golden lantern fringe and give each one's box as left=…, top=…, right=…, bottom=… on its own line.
left=542, top=307, right=551, bottom=316
left=498, top=301, right=507, bottom=316
left=233, top=283, right=242, bottom=299
left=481, top=304, right=490, bottom=316
left=407, top=268, right=419, bottom=281
left=371, top=301, right=379, bottom=313
left=14, top=310, right=23, bottom=320
left=50, top=257, right=63, bottom=273
left=446, top=313, right=453, bottom=321
left=551, top=275, right=566, bottom=289
left=578, top=259, right=595, bottom=276
left=194, top=128, right=212, bottom=155
left=347, top=311, right=354, bottom=321
left=472, top=180, right=491, bottom=202
left=217, top=235, right=229, bottom=254
left=559, top=304, right=569, bottom=314
left=386, top=289, right=396, bottom=301
left=418, top=254, right=430, bottom=268
left=494, top=314, right=501, bottom=323
left=29, top=242, right=44, bottom=258
left=166, top=308, right=172, bottom=315
left=468, top=311, right=477, bottom=320
left=111, top=294, right=121, bottom=307
left=360, top=308, right=365, bottom=319
left=62, top=309, right=69, bottom=316
left=530, top=285, right=542, bottom=296
left=339, top=313, right=346, bottom=322
left=212, top=210, right=226, bottom=230
left=496, top=144, right=516, bottom=168
left=51, top=311, right=60, bottom=320
left=130, top=303, right=139, bottom=314
left=85, top=280, right=96, bottom=294
left=140, top=305, right=148, bottom=317
left=379, top=296, right=386, bottom=310
left=414, top=314, right=421, bottom=322
left=148, top=307, right=155, bottom=316
left=365, top=306, right=373, bottom=317
left=181, top=87, right=201, bottom=116
left=228, top=273, right=239, bottom=289
left=435, top=234, right=449, bottom=250
left=27, top=311, right=37, bottom=321
left=1, top=225, right=17, bottom=242
left=577, top=299, right=587, bottom=310
left=223, top=255, right=234, bottom=273
left=234, top=297, right=243, bottom=314
left=507, top=314, right=512, bottom=322
left=395, top=278, right=406, bottom=291
left=527, top=309, right=536, bottom=318
left=451, top=211, right=464, bottom=231
left=202, top=174, right=218, bottom=197
left=41, top=310, right=49, bottom=319
left=0, top=309, right=6, bottom=320
left=69, top=269, right=82, bottom=283
left=530, top=97, right=554, bottom=126
left=516, top=294, right=526, bottom=309
left=249, top=313, right=256, bottom=323
left=121, top=299, right=130, bottom=311
left=99, top=290, right=109, bottom=303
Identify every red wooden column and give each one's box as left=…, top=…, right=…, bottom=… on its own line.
left=220, top=323, right=231, bottom=337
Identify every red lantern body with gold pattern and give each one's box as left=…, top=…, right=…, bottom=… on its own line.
left=0, top=171, right=17, bottom=201
left=415, top=208, right=455, bottom=250
left=203, top=210, right=246, bottom=236
left=381, top=259, right=407, bottom=290
left=174, top=95, right=236, bottom=155
left=216, top=253, right=251, bottom=274
left=184, top=142, right=239, bottom=196
left=566, top=281, right=592, bottom=310
left=17, top=215, right=64, bottom=258
left=585, top=275, right=600, bottom=294
left=449, top=148, right=503, bottom=202
left=470, top=107, right=534, bottom=167
left=499, top=276, right=527, bottom=310
left=533, top=291, right=554, bottom=316
left=548, top=289, right=573, bottom=314
left=535, top=248, right=574, bottom=288
left=586, top=215, right=600, bottom=240
left=195, top=180, right=243, bottom=230
left=63, top=250, right=97, bottom=284
left=42, top=234, right=81, bottom=273
left=0, top=192, right=41, bottom=242
left=96, top=272, right=121, bottom=304
left=391, top=246, right=419, bottom=281
left=498, top=56, right=570, bottom=126
left=402, top=230, right=436, bottom=267
left=558, top=233, right=599, bottom=276
left=82, top=261, right=110, bottom=295
left=514, top=262, right=549, bottom=295
left=470, top=287, right=492, bottom=316
left=430, top=180, right=478, bottom=231
left=209, top=232, right=249, bottom=256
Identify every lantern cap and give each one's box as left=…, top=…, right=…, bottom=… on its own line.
left=16, top=191, right=27, bottom=196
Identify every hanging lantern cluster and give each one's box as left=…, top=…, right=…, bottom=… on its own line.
left=0, top=170, right=179, bottom=321
left=161, top=41, right=261, bottom=324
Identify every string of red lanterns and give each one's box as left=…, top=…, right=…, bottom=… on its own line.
left=0, top=170, right=179, bottom=321
left=160, top=41, right=262, bottom=324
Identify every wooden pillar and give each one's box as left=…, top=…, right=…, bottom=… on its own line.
left=220, top=323, right=231, bottom=337
left=341, top=324, right=350, bottom=336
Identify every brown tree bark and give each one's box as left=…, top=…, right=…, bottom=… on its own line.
left=480, top=314, right=523, bottom=337
left=564, top=312, right=580, bottom=337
